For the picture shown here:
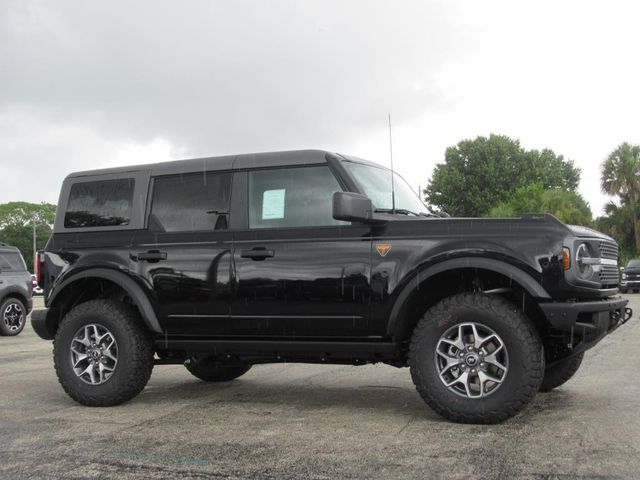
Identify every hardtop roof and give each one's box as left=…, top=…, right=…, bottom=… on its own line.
left=65, top=149, right=384, bottom=179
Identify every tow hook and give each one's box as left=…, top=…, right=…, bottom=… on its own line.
left=621, top=307, right=633, bottom=325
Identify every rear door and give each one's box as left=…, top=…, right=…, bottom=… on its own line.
left=130, top=171, right=234, bottom=336
left=230, top=164, right=373, bottom=339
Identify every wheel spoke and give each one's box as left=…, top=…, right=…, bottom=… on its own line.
left=484, top=352, right=507, bottom=372
left=73, top=354, right=88, bottom=367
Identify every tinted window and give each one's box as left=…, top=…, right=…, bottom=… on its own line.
left=151, top=172, right=232, bottom=232
left=0, top=251, right=27, bottom=272
left=249, top=166, right=346, bottom=228
left=64, top=179, right=134, bottom=228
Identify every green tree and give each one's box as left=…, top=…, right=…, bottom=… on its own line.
left=594, top=201, right=635, bottom=253
left=601, top=142, right=640, bottom=250
left=488, top=184, right=592, bottom=225
left=425, top=134, right=581, bottom=217
left=0, top=202, right=57, bottom=271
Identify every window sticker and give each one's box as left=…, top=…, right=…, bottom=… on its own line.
left=262, top=189, right=285, bottom=219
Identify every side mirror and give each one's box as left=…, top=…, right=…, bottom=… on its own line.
left=620, top=267, right=625, bottom=272
left=333, top=192, right=381, bottom=224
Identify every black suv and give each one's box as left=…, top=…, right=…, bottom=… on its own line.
left=32, top=150, right=631, bottom=423
left=0, top=243, right=32, bottom=336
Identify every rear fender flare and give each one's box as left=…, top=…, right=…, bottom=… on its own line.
left=48, top=268, right=162, bottom=333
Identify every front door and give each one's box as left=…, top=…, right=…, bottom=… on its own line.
left=230, top=164, right=373, bottom=339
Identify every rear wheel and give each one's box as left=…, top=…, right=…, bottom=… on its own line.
left=409, top=293, right=544, bottom=424
left=53, top=299, right=154, bottom=406
left=0, top=297, right=26, bottom=336
left=186, top=355, right=252, bottom=382
left=539, top=352, right=584, bottom=392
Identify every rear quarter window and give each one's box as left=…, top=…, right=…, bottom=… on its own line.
left=0, top=252, right=27, bottom=272
left=64, top=179, right=135, bottom=228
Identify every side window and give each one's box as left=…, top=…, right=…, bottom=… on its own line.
left=64, top=179, right=134, bottom=228
left=0, top=252, right=27, bottom=272
left=151, top=172, right=232, bottom=232
left=249, top=165, right=346, bottom=229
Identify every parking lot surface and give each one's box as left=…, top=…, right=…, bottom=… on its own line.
left=1, top=296, right=639, bottom=480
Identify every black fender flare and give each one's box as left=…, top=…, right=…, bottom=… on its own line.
left=386, top=257, right=551, bottom=337
left=48, top=268, right=163, bottom=334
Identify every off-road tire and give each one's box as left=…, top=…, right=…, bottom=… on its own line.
left=409, top=293, right=544, bottom=424
left=0, top=297, right=27, bottom=336
left=186, top=356, right=252, bottom=382
left=53, top=299, right=154, bottom=406
left=539, top=352, right=584, bottom=392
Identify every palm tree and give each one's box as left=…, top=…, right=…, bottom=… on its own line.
left=601, top=143, right=640, bottom=250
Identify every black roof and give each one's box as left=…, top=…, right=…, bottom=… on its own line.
left=65, top=149, right=382, bottom=179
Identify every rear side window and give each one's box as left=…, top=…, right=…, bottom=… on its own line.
left=0, top=252, right=27, bottom=272
left=248, top=165, right=346, bottom=229
left=64, top=179, right=134, bottom=228
left=151, top=172, right=232, bottom=232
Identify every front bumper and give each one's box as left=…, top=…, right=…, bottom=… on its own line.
left=540, top=297, right=631, bottom=352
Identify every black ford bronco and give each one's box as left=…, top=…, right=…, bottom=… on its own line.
left=32, top=150, right=631, bottom=423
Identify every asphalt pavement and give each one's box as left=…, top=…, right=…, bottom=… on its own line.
left=1, top=295, right=639, bottom=480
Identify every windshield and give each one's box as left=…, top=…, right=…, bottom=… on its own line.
left=627, top=260, right=640, bottom=268
left=343, top=161, right=428, bottom=215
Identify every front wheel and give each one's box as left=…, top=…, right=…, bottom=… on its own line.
left=0, top=297, right=27, bottom=336
left=53, top=299, right=154, bottom=406
left=409, top=293, right=544, bottom=424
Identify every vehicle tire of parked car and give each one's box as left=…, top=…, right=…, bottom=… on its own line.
left=53, top=299, right=154, bottom=406
left=0, top=297, right=27, bottom=336
left=539, top=352, right=584, bottom=392
left=409, top=293, right=544, bottom=424
left=186, top=356, right=252, bottom=382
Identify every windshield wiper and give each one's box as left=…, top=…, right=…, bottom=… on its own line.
left=374, top=208, right=431, bottom=217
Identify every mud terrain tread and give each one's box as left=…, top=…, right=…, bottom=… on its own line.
left=409, top=293, right=544, bottom=424
left=53, top=299, right=154, bottom=407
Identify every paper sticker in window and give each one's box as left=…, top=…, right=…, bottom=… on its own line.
left=262, top=189, right=285, bottom=219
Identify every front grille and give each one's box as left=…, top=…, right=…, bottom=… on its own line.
left=599, top=240, right=618, bottom=260
left=598, top=239, right=619, bottom=287
left=599, top=264, right=619, bottom=285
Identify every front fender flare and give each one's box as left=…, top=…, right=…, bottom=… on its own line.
left=386, top=256, right=551, bottom=337
left=48, top=268, right=163, bottom=334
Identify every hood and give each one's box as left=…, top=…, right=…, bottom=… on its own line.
left=566, top=224, right=615, bottom=242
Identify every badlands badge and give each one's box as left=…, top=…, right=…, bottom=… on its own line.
left=376, top=243, right=391, bottom=257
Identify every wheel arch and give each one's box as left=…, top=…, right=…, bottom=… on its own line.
left=45, top=268, right=162, bottom=337
left=1, top=291, right=29, bottom=310
left=387, top=257, right=552, bottom=342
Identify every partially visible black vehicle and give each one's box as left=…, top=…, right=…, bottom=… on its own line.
left=0, top=243, right=33, bottom=336
left=31, top=150, right=632, bottom=423
left=620, top=259, right=640, bottom=293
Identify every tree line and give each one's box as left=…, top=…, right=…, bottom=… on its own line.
left=425, top=134, right=640, bottom=262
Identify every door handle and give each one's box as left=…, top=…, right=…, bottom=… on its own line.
left=240, top=248, right=275, bottom=260
left=132, top=250, right=167, bottom=262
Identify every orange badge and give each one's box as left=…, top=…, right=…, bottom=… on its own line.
left=376, top=243, right=391, bottom=257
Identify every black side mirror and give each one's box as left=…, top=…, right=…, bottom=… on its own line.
left=333, top=192, right=382, bottom=224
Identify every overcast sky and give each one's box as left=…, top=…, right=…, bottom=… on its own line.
left=1, top=0, right=639, bottom=215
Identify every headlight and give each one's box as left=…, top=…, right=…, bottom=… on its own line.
left=575, top=243, right=594, bottom=277
left=622, top=273, right=628, bottom=279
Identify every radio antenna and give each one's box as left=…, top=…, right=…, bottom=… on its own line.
left=388, top=113, right=396, bottom=214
